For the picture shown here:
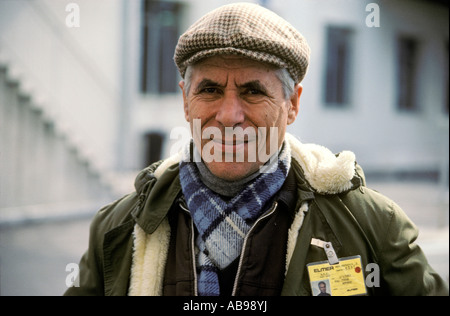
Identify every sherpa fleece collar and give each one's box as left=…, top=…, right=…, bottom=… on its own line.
left=284, top=133, right=356, bottom=194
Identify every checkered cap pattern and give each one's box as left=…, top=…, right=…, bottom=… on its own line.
left=174, top=2, right=311, bottom=83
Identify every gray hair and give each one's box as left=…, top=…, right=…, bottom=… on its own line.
left=183, top=65, right=295, bottom=100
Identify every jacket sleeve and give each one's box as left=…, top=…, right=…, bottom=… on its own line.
left=63, top=204, right=111, bottom=296
left=377, top=200, right=448, bottom=296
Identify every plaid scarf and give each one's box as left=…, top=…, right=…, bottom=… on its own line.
left=179, top=141, right=291, bottom=296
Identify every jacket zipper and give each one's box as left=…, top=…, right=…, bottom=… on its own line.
left=231, top=201, right=278, bottom=296
left=180, top=203, right=198, bottom=296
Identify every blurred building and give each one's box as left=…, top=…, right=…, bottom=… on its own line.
left=0, top=0, right=448, bottom=223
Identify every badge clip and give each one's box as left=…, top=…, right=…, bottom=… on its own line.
left=311, top=238, right=339, bottom=265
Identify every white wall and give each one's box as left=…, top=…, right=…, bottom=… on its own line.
left=0, top=0, right=123, bottom=172
left=0, top=0, right=125, bottom=221
left=276, top=0, right=449, bottom=174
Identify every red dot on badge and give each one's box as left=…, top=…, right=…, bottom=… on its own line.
left=355, top=267, right=361, bottom=273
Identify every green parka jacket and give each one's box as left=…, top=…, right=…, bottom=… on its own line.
left=64, top=134, right=448, bottom=296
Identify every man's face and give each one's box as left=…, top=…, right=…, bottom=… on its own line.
left=180, top=56, right=302, bottom=181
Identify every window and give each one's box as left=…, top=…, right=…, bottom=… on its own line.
left=141, top=0, right=181, bottom=94
left=324, top=26, right=354, bottom=107
left=143, top=132, right=165, bottom=167
left=396, top=36, right=420, bottom=111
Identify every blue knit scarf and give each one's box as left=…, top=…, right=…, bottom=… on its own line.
left=179, top=141, right=291, bottom=296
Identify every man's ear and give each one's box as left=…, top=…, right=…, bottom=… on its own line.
left=287, top=84, right=302, bottom=125
left=179, top=80, right=189, bottom=122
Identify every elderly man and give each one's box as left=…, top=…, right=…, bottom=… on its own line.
left=65, top=3, right=448, bottom=296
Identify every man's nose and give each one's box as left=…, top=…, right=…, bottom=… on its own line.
left=215, top=93, right=245, bottom=127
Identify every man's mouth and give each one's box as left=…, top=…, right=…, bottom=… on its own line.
left=211, top=138, right=251, bottom=153
left=213, top=138, right=246, bottom=145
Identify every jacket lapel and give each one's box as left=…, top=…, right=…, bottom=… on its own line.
left=132, top=164, right=181, bottom=234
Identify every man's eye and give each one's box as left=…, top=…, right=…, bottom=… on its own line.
left=202, top=87, right=218, bottom=94
left=245, top=89, right=264, bottom=95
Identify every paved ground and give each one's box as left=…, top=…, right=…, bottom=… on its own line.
left=0, top=180, right=448, bottom=296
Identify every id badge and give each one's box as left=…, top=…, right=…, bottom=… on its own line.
left=307, top=256, right=367, bottom=296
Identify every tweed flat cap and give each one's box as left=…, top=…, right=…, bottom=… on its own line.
left=174, top=2, right=310, bottom=83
